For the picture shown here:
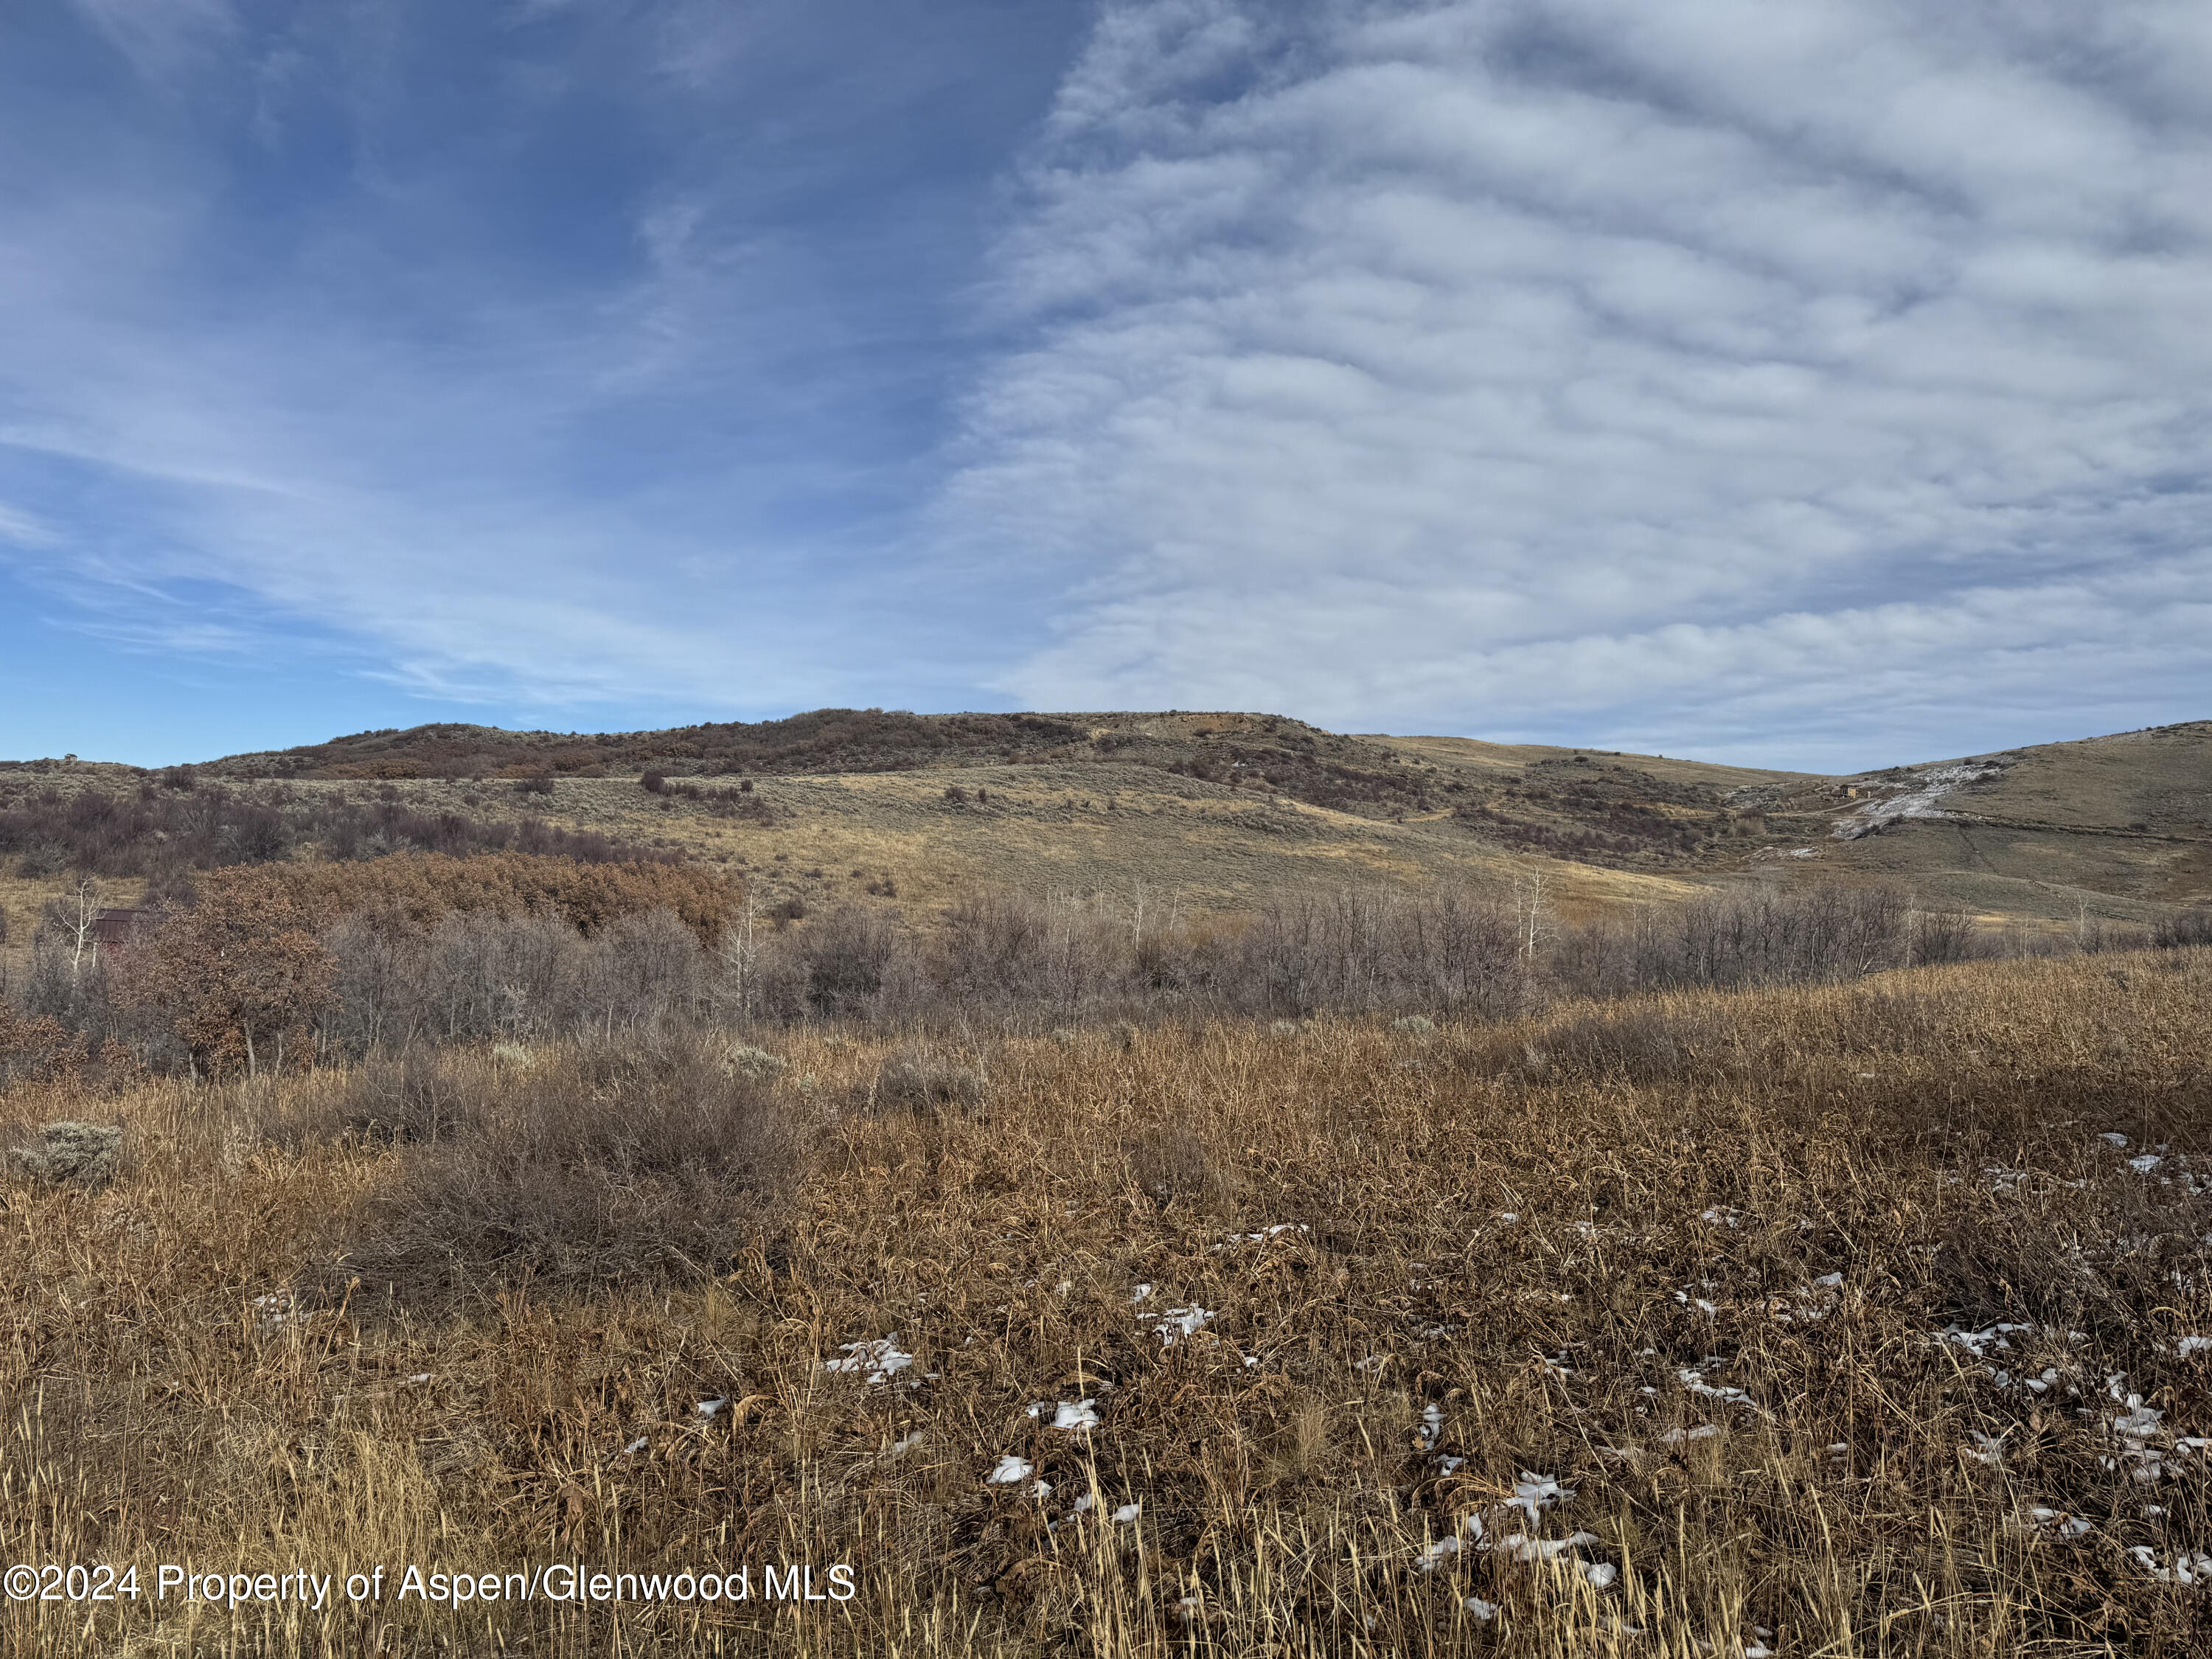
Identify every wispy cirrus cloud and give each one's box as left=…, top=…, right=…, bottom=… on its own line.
left=66, top=0, right=238, bottom=83
left=947, top=0, right=2212, bottom=767
left=0, top=0, right=1085, bottom=755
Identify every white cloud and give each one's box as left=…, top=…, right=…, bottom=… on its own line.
left=69, top=0, right=237, bottom=82
left=2, top=0, right=1045, bottom=721
left=0, top=501, right=56, bottom=548
left=950, top=0, right=2212, bottom=764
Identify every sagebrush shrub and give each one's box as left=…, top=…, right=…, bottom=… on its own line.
left=341, top=1035, right=801, bottom=1293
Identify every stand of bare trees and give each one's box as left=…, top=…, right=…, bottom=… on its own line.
left=4, top=855, right=2197, bottom=1077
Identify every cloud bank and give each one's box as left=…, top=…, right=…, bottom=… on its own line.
left=952, top=0, right=2212, bottom=765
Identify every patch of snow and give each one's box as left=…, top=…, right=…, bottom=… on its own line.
left=821, top=1336, right=917, bottom=1385
left=695, top=1397, right=728, bottom=1419
left=2101, top=1133, right=2130, bottom=1148
left=2177, top=1335, right=2211, bottom=1359
left=1941, top=1322, right=2031, bottom=1359
left=1464, top=1596, right=1498, bottom=1621
left=2128, top=1545, right=2212, bottom=1585
left=622, top=1436, right=649, bottom=1455
left=1416, top=1403, right=1442, bottom=1451
left=1661, top=1425, right=1720, bottom=1446
left=1491, top=1528, right=1601, bottom=1565
left=1113, top=1503, right=1141, bottom=1523
left=1147, top=1306, right=1214, bottom=1347
left=1506, top=1472, right=1574, bottom=1520
left=985, top=1454, right=1034, bottom=1485
left=1833, top=759, right=2006, bottom=840
left=1965, top=1431, right=2006, bottom=1467
left=1679, top=1369, right=1763, bottom=1413
left=1228, top=1223, right=1307, bottom=1244
left=2031, top=1507, right=2092, bottom=1538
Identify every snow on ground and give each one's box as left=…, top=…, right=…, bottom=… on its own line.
left=1026, top=1399, right=1101, bottom=1431
left=1832, top=759, right=2006, bottom=840
left=1679, top=1367, right=1764, bottom=1413
left=821, top=1337, right=917, bottom=1385
left=2129, top=1547, right=2212, bottom=1585
left=1143, top=1306, right=1215, bottom=1347
left=1416, top=1470, right=1617, bottom=1592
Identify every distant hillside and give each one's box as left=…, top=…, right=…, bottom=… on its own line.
left=0, top=708, right=2186, bottom=938
left=1741, top=719, right=2212, bottom=925
left=203, top=710, right=1460, bottom=819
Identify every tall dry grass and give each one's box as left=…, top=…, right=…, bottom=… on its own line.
left=1, top=949, right=2208, bottom=1655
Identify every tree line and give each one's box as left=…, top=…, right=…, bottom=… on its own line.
left=11, top=841, right=2199, bottom=1089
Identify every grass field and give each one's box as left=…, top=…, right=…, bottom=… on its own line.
left=3, top=947, right=2208, bottom=1655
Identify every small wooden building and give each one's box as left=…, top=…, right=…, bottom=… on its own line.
left=90, top=908, right=152, bottom=945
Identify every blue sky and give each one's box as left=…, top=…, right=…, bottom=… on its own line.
left=3, top=0, right=2208, bottom=771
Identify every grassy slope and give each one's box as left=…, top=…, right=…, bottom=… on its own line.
left=1736, top=721, right=2212, bottom=926
left=13, top=712, right=2206, bottom=933
left=4, top=948, right=2209, bottom=1655
left=293, top=768, right=1701, bottom=926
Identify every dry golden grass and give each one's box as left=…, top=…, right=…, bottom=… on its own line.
left=2, top=950, right=2210, bottom=1655
left=271, top=768, right=1700, bottom=931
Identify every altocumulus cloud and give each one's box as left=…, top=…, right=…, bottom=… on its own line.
left=950, top=0, right=2212, bottom=766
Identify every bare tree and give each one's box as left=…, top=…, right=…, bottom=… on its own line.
left=714, top=891, right=761, bottom=1023
left=1513, top=867, right=1555, bottom=968
left=64, top=876, right=100, bottom=984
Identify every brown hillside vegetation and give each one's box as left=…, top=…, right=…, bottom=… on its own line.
left=2, top=949, right=2209, bottom=1655
left=213, top=852, right=745, bottom=945
left=133, top=766, right=1700, bottom=933
left=182, top=709, right=2212, bottom=931
left=202, top=710, right=1453, bottom=820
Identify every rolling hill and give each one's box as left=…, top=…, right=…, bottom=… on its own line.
left=4, top=712, right=2205, bottom=950
left=181, top=710, right=2212, bottom=931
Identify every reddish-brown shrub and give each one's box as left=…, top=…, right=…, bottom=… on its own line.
left=204, top=852, right=743, bottom=946
left=124, top=876, right=335, bottom=1075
